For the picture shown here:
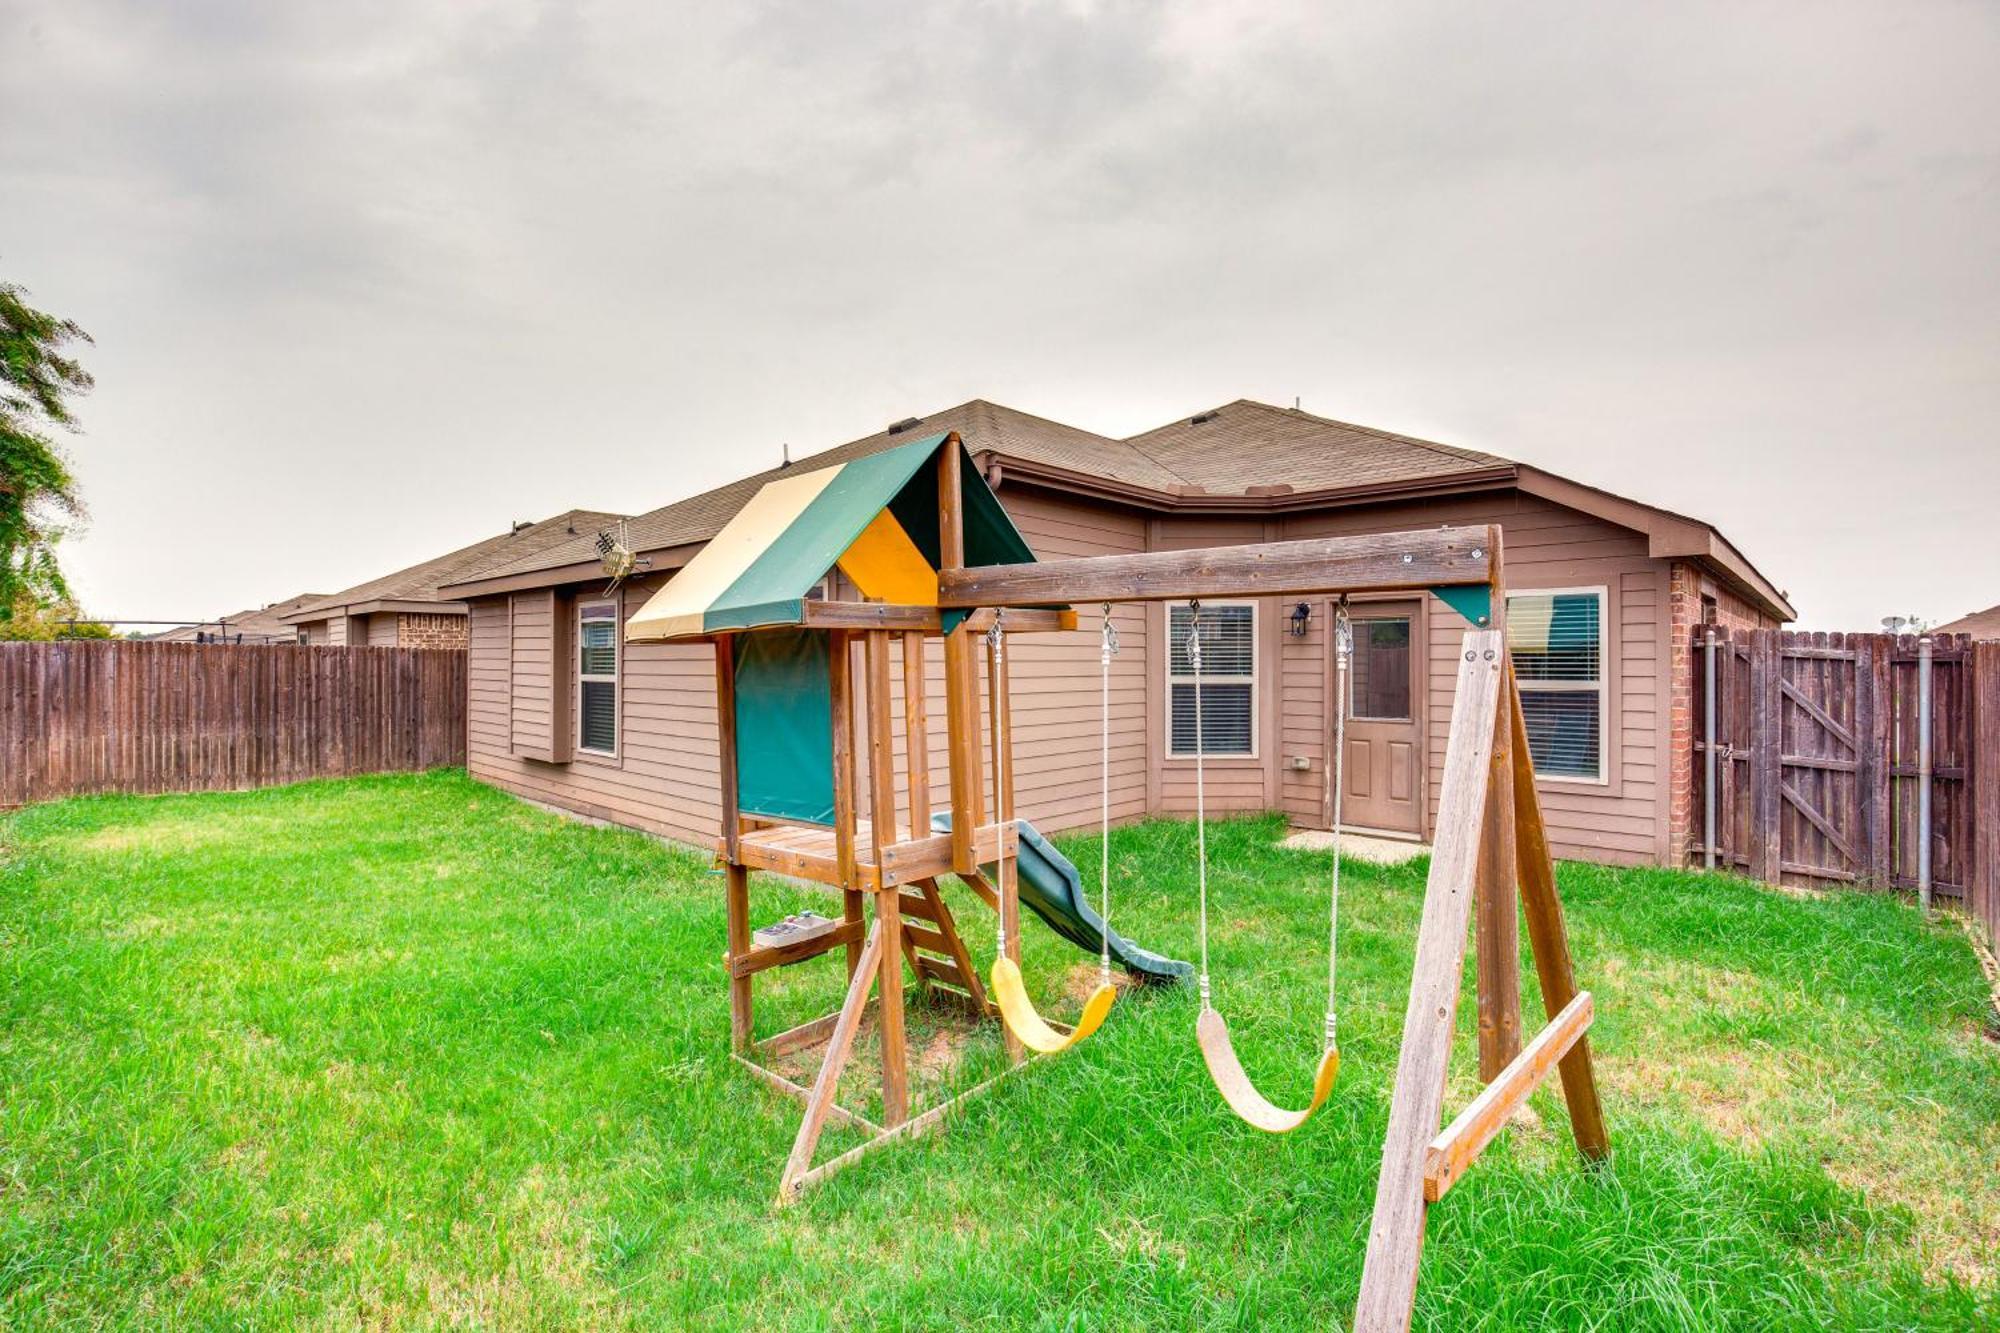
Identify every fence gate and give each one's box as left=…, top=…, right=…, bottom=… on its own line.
left=1698, top=630, right=1997, bottom=953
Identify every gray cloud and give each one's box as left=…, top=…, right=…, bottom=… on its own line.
left=2, top=0, right=1995, bottom=627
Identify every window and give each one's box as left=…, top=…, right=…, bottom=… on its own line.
left=1349, top=616, right=1413, bottom=720
left=1506, top=589, right=1605, bottom=781
left=578, top=602, right=619, bottom=755
left=1168, top=602, right=1255, bottom=756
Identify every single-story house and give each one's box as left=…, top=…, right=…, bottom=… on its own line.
left=147, top=593, right=325, bottom=644
left=283, top=511, right=623, bottom=648
left=1935, top=603, right=2000, bottom=640
left=438, top=399, right=1793, bottom=867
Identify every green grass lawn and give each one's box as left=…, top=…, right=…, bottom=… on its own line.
left=2, top=771, right=1996, bottom=1330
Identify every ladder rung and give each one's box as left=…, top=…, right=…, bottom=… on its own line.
left=914, top=955, right=969, bottom=990
left=904, top=922, right=948, bottom=954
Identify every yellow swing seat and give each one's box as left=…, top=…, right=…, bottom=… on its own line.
left=1197, top=1008, right=1340, bottom=1133
left=990, top=956, right=1117, bottom=1054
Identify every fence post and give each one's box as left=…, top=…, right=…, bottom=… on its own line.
left=1971, top=641, right=2000, bottom=952
left=1748, top=630, right=1782, bottom=884
left=1918, top=635, right=1934, bottom=912
left=1704, top=627, right=1718, bottom=871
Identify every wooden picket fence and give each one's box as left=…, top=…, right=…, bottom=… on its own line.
left=0, top=641, right=467, bottom=808
left=1694, top=628, right=2000, bottom=950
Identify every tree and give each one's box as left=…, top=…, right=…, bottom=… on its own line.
left=1, top=279, right=93, bottom=624
left=0, top=593, right=113, bottom=641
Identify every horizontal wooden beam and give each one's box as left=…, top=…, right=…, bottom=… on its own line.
left=937, top=527, right=1497, bottom=609
left=756, top=1010, right=844, bottom=1059
left=732, top=1054, right=883, bottom=1136
left=1423, top=990, right=1593, bottom=1202
left=787, top=1068, right=1014, bottom=1197
left=726, top=919, right=866, bottom=978
left=798, top=604, right=1078, bottom=634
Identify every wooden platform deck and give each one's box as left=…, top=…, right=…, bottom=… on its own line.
left=720, top=818, right=1017, bottom=892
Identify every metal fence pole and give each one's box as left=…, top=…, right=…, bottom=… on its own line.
left=1704, top=624, right=1720, bottom=868
left=1918, top=635, right=1934, bottom=911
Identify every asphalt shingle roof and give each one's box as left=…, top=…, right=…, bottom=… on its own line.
left=291, top=509, right=626, bottom=617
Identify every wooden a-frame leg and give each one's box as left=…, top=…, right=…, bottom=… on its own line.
left=1355, top=632, right=1504, bottom=1332
left=1507, top=665, right=1610, bottom=1161
left=780, top=921, right=883, bottom=1203
left=1475, top=691, right=1523, bottom=1081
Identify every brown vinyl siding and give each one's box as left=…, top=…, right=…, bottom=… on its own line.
left=463, top=483, right=1725, bottom=866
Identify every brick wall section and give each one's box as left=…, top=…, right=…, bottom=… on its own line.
left=396, top=613, right=469, bottom=649
left=1667, top=561, right=1775, bottom=861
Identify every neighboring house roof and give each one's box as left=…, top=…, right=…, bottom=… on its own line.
left=283, top=509, right=625, bottom=624
left=1935, top=603, right=2000, bottom=639
left=148, top=593, right=326, bottom=643
left=438, top=399, right=1793, bottom=621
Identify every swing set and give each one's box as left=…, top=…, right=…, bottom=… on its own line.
left=625, top=430, right=1609, bottom=1332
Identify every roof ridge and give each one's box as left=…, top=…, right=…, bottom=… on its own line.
left=1232, top=398, right=1507, bottom=467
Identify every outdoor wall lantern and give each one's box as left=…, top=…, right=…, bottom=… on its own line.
left=1290, top=602, right=1312, bottom=637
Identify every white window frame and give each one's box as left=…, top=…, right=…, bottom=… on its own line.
left=577, top=600, right=620, bottom=758
left=1165, top=600, right=1259, bottom=760
left=1506, top=585, right=1608, bottom=786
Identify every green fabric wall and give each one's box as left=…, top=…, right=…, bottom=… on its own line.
left=733, top=629, right=836, bottom=824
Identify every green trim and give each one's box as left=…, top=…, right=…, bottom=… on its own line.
left=1433, top=584, right=1493, bottom=627
left=734, top=630, right=835, bottom=824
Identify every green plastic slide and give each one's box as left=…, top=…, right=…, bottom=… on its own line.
left=933, top=815, right=1192, bottom=984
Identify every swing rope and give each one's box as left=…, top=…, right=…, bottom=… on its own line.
left=1192, top=602, right=1212, bottom=1010
left=1100, top=603, right=1116, bottom=984
left=986, top=606, right=1118, bottom=1055
left=1189, top=597, right=1343, bottom=1133
left=1324, top=601, right=1352, bottom=1054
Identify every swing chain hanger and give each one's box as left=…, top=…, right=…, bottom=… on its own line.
left=1334, top=597, right=1354, bottom=663
left=986, top=606, right=1005, bottom=661
left=1100, top=602, right=1118, bottom=660
left=1185, top=598, right=1202, bottom=672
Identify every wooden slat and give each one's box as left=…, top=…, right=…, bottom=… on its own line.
left=1355, top=631, right=1504, bottom=1332
left=937, top=527, right=1497, bottom=608
left=1424, top=992, right=1594, bottom=1202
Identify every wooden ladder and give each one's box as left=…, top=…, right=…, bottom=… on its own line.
left=895, top=878, right=993, bottom=1017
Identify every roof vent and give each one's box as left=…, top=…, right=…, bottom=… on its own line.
left=510, top=519, right=534, bottom=535
left=887, top=416, right=923, bottom=435
left=780, top=442, right=791, bottom=469
left=1190, top=410, right=1220, bottom=425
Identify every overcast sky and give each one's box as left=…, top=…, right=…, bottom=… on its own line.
left=4, top=0, right=1995, bottom=629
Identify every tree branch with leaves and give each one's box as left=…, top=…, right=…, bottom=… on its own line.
left=1, top=279, right=94, bottom=624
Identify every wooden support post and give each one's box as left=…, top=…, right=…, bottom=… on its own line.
left=1748, top=630, right=1782, bottom=884
left=715, top=638, right=752, bottom=1053
left=779, top=921, right=882, bottom=1202
left=1475, top=691, right=1522, bottom=1081
left=828, top=631, right=863, bottom=977
left=903, top=631, right=931, bottom=835
left=1508, top=664, right=1610, bottom=1162
left=987, top=626, right=1023, bottom=1064
left=866, top=630, right=907, bottom=1128
left=1355, top=631, right=1503, bottom=1333
left=724, top=864, right=752, bottom=1054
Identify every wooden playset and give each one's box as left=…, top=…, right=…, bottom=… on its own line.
left=624, top=430, right=1609, bottom=1330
